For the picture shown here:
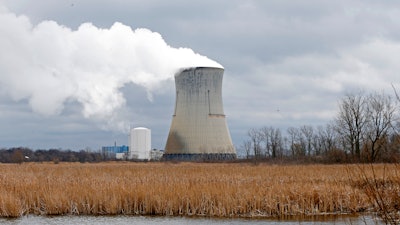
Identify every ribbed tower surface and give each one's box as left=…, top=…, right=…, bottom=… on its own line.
left=163, top=67, right=236, bottom=161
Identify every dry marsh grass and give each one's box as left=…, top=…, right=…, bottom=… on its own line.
left=0, top=162, right=398, bottom=218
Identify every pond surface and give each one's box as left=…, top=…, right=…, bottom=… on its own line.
left=0, top=215, right=383, bottom=225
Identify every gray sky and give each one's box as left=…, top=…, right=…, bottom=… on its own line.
left=1, top=0, right=400, bottom=153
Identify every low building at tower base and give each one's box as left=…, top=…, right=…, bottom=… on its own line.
left=162, top=153, right=236, bottom=161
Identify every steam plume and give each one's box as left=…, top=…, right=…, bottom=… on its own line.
left=0, top=7, right=222, bottom=129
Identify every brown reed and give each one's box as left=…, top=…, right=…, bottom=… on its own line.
left=348, top=164, right=400, bottom=224
left=0, top=162, right=397, bottom=218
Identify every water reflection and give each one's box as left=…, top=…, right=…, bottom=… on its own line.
left=0, top=215, right=382, bottom=225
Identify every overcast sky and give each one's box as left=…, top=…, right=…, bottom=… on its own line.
left=1, top=0, right=400, bottom=153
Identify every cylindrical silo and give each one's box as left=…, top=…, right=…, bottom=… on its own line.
left=129, top=127, right=151, bottom=160
left=163, top=67, right=236, bottom=161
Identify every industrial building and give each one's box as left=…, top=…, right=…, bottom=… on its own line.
left=101, top=145, right=129, bottom=160
left=163, top=67, right=236, bottom=161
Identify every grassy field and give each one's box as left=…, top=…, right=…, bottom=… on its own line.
left=0, top=162, right=398, bottom=218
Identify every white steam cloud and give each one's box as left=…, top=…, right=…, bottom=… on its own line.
left=0, top=7, right=222, bottom=129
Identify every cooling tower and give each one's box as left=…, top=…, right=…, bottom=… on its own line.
left=163, top=67, right=236, bottom=161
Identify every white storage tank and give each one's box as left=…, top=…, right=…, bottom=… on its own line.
left=129, top=127, right=151, bottom=160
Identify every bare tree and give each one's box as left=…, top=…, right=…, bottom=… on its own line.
left=363, top=92, right=396, bottom=162
left=300, top=125, right=314, bottom=156
left=260, top=127, right=271, bottom=158
left=287, top=127, right=297, bottom=157
left=271, top=127, right=283, bottom=158
left=287, top=127, right=306, bottom=157
left=391, top=84, right=400, bottom=136
left=335, top=92, right=367, bottom=161
left=248, top=128, right=263, bottom=159
left=392, top=83, right=400, bottom=103
left=318, top=123, right=338, bottom=155
left=260, top=126, right=283, bottom=158
left=312, top=127, right=324, bottom=156
left=242, top=140, right=252, bottom=159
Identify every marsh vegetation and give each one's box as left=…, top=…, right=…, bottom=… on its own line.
left=0, top=162, right=398, bottom=223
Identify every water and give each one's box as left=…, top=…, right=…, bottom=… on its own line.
left=0, top=215, right=383, bottom=225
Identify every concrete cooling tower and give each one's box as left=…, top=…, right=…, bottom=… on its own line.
left=163, top=67, right=236, bottom=161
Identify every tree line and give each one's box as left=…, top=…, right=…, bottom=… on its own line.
left=242, top=91, right=400, bottom=163
left=0, top=147, right=111, bottom=164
